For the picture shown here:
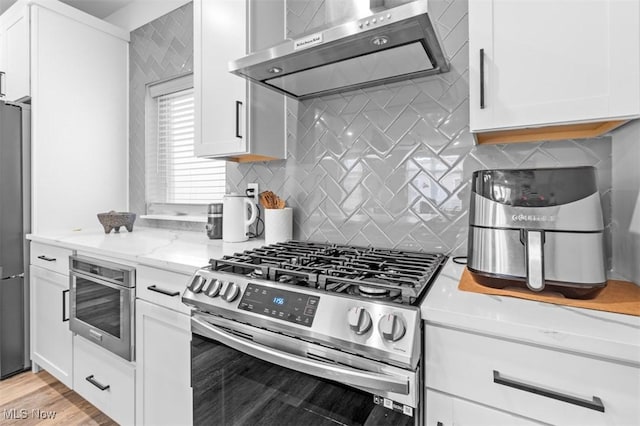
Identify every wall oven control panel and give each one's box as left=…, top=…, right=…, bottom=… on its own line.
left=238, top=283, right=319, bottom=327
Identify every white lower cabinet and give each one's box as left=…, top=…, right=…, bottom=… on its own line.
left=73, top=336, right=135, bottom=425
left=30, top=264, right=73, bottom=388
left=425, top=325, right=640, bottom=425
left=136, top=294, right=192, bottom=425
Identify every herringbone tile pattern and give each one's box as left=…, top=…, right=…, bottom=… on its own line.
left=129, top=3, right=195, bottom=229
left=227, top=0, right=612, bottom=258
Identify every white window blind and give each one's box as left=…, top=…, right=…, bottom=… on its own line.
left=146, top=74, right=225, bottom=209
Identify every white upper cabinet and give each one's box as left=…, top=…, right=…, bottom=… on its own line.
left=194, top=0, right=246, bottom=158
left=469, top=0, right=640, bottom=144
left=29, top=0, right=129, bottom=233
left=0, top=2, right=30, bottom=101
left=194, top=0, right=285, bottom=161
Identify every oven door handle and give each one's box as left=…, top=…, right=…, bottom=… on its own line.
left=192, top=315, right=410, bottom=395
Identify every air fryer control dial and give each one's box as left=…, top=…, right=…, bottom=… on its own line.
left=347, top=307, right=372, bottom=335
left=379, top=314, right=406, bottom=342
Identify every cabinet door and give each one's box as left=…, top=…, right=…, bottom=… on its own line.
left=30, top=264, right=73, bottom=388
left=0, top=3, right=29, bottom=101
left=136, top=299, right=192, bottom=426
left=469, top=0, right=640, bottom=132
left=194, top=0, right=247, bottom=157
left=426, top=389, right=543, bottom=426
left=425, top=325, right=640, bottom=426
left=30, top=5, right=128, bottom=233
left=73, top=336, right=135, bottom=426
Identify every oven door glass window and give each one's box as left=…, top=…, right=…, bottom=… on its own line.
left=75, top=277, right=122, bottom=338
left=192, top=334, right=414, bottom=426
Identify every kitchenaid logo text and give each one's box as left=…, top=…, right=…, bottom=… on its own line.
left=512, top=214, right=557, bottom=222
left=294, top=33, right=323, bottom=50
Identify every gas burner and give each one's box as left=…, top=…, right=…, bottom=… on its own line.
left=248, top=268, right=265, bottom=279
left=345, top=277, right=402, bottom=301
left=277, top=274, right=311, bottom=287
left=204, top=241, right=447, bottom=306
left=346, top=286, right=401, bottom=301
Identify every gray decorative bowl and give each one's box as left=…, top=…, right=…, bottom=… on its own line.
left=97, top=211, right=136, bottom=234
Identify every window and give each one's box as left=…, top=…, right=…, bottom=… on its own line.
left=145, top=74, right=225, bottom=218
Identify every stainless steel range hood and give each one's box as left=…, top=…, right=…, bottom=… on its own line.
left=229, top=0, right=449, bottom=101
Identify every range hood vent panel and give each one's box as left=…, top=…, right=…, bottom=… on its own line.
left=229, top=1, right=449, bottom=100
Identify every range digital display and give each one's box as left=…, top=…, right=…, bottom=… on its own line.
left=238, top=284, right=319, bottom=327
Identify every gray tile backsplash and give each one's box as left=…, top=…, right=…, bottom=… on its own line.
left=125, top=0, right=612, bottom=262
left=226, top=0, right=612, bottom=258
left=128, top=2, right=202, bottom=231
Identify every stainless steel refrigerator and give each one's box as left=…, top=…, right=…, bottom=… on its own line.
left=0, top=100, right=30, bottom=379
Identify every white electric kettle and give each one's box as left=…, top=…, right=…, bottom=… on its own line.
left=222, top=193, right=258, bottom=242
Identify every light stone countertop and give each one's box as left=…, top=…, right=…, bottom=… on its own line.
left=422, top=259, right=640, bottom=365
left=27, top=227, right=266, bottom=275
left=28, top=228, right=640, bottom=364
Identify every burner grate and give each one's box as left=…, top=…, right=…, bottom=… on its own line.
left=207, top=241, right=446, bottom=305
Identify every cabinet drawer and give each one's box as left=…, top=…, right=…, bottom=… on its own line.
left=137, top=265, right=192, bottom=314
left=30, top=242, right=72, bottom=275
left=425, top=389, right=543, bottom=426
left=73, top=336, right=135, bottom=426
left=425, top=326, right=640, bottom=426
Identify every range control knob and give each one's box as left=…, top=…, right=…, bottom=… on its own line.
left=221, top=282, right=240, bottom=302
left=188, top=275, right=205, bottom=293
left=201, top=278, right=212, bottom=294
left=347, top=307, right=372, bottom=335
left=379, top=314, right=406, bottom=342
left=205, top=279, right=222, bottom=297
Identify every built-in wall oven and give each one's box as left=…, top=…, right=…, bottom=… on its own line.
left=183, top=241, right=446, bottom=425
left=69, top=255, right=135, bottom=361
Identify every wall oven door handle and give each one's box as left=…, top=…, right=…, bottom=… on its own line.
left=192, top=315, right=409, bottom=395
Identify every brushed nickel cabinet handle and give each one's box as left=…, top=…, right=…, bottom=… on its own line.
left=493, top=370, right=604, bottom=412
left=0, top=71, right=5, bottom=98
left=147, top=285, right=180, bottom=297
left=86, top=375, right=110, bottom=391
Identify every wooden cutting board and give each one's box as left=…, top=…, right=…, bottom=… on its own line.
left=458, top=268, right=640, bottom=317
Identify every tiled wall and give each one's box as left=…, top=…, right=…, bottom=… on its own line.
left=612, top=121, right=640, bottom=283
left=226, top=0, right=612, bottom=256
left=125, top=1, right=612, bottom=261
left=128, top=2, right=198, bottom=230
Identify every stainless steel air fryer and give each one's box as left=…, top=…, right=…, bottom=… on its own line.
left=467, top=166, right=606, bottom=299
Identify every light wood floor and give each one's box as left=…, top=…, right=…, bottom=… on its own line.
left=0, top=370, right=117, bottom=426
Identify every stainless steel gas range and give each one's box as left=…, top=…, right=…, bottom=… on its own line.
left=182, top=241, right=446, bottom=425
